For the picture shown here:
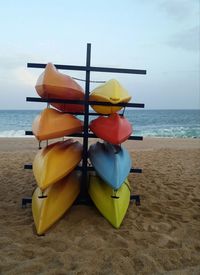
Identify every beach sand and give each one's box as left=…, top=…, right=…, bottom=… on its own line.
left=0, top=137, right=200, bottom=274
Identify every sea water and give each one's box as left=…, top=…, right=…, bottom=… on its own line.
left=0, top=109, right=199, bottom=138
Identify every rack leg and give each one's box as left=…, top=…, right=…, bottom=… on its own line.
left=74, top=195, right=93, bottom=205
left=130, top=195, right=140, bottom=206
left=22, top=197, right=32, bottom=208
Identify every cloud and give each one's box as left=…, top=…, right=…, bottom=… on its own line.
left=167, top=26, right=200, bottom=52
left=13, top=67, right=38, bottom=87
left=0, top=52, right=43, bottom=86
left=158, top=0, right=198, bottom=20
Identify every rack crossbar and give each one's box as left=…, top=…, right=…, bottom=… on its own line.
left=27, top=63, right=146, bottom=75
left=25, top=130, right=143, bottom=140
left=24, top=164, right=142, bottom=174
left=26, top=97, right=144, bottom=108
left=22, top=194, right=140, bottom=208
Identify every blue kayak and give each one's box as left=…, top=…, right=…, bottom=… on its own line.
left=88, top=142, right=132, bottom=190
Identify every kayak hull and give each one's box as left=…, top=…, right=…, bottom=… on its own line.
left=35, top=63, right=84, bottom=113
left=88, top=142, right=132, bottom=190
left=33, top=139, right=83, bottom=190
left=90, top=113, right=132, bottom=144
left=32, top=172, right=80, bottom=235
left=88, top=175, right=130, bottom=228
left=32, top=108, right=83, bottom=141
left=89, top=79, right=131, bottom=114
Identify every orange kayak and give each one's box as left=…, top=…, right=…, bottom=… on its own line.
left=32, top=108, right=83, bottom=141
left=90, top=113, right=132, bottom=144
left=35, top=63, right=85, bottom=113
left=33, top=139, right=83, bottom=190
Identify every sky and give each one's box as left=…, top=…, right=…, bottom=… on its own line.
left=0, top=0, right=199, bottom=110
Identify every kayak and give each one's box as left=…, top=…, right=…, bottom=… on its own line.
left=35, top=63, right=84, bottom=113
left=33, top=139, right=83, bottom=190
left=32, top=108, right=83, bottom=141
left=89, top=79, right=131, bottom=114
left=90, top=113, right=132, bottom=145
left=88, top=142, right=132, bottom=190
left=88, top=175, right=131, bottom=228
left=32, top=171, right=80, bottom=235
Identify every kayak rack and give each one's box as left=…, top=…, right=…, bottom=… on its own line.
left=22, top=43, right=146, bottom=208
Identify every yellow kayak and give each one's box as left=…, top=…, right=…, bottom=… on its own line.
left=89, top=79, right=131, bottom=114
left=33, top=139, right=83, bottom=191
left=32, top=171, right=81, bottom=235
left=32, top=108, right=83, bottom=141
left=88, top=175, right=131, bottom=228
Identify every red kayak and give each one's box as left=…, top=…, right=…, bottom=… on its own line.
left=90, top=113, right=133, bottom=145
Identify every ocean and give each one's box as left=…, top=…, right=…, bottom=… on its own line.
left=0, top=109, right=199, bottom=138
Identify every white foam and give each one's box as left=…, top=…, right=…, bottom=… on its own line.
left=0, top=130, right=27, bottom=137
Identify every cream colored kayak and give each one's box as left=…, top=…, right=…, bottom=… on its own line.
left=88, top=175, right=131, bottom=228
left=32, top=172, right=80, bottom=235
left=32, top=108, right=83, bottom=141
left=35, top=63, right=84, bottom=113
left=33, top=139, right=83, bottom=191
left=89, top=79, right=131, bottom=114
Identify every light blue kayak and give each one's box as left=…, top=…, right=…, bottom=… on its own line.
left=88, top=142, right=132, bottom=190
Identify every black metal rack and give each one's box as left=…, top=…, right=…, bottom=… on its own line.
left=22, top=43, right=146, bottom=207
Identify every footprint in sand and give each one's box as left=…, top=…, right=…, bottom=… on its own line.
left=191, top=198, right=200, bottom=203
left=119, top=248, right=130, bottom=257
left=195, top=245, right=200, bottom=252
left=192, top=214, right=200, bottom=221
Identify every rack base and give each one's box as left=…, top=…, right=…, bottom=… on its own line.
left=21, top=194, right=140, bottom=208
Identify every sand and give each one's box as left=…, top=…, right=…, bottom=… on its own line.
left=0, top=137, right=200, bottom=274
